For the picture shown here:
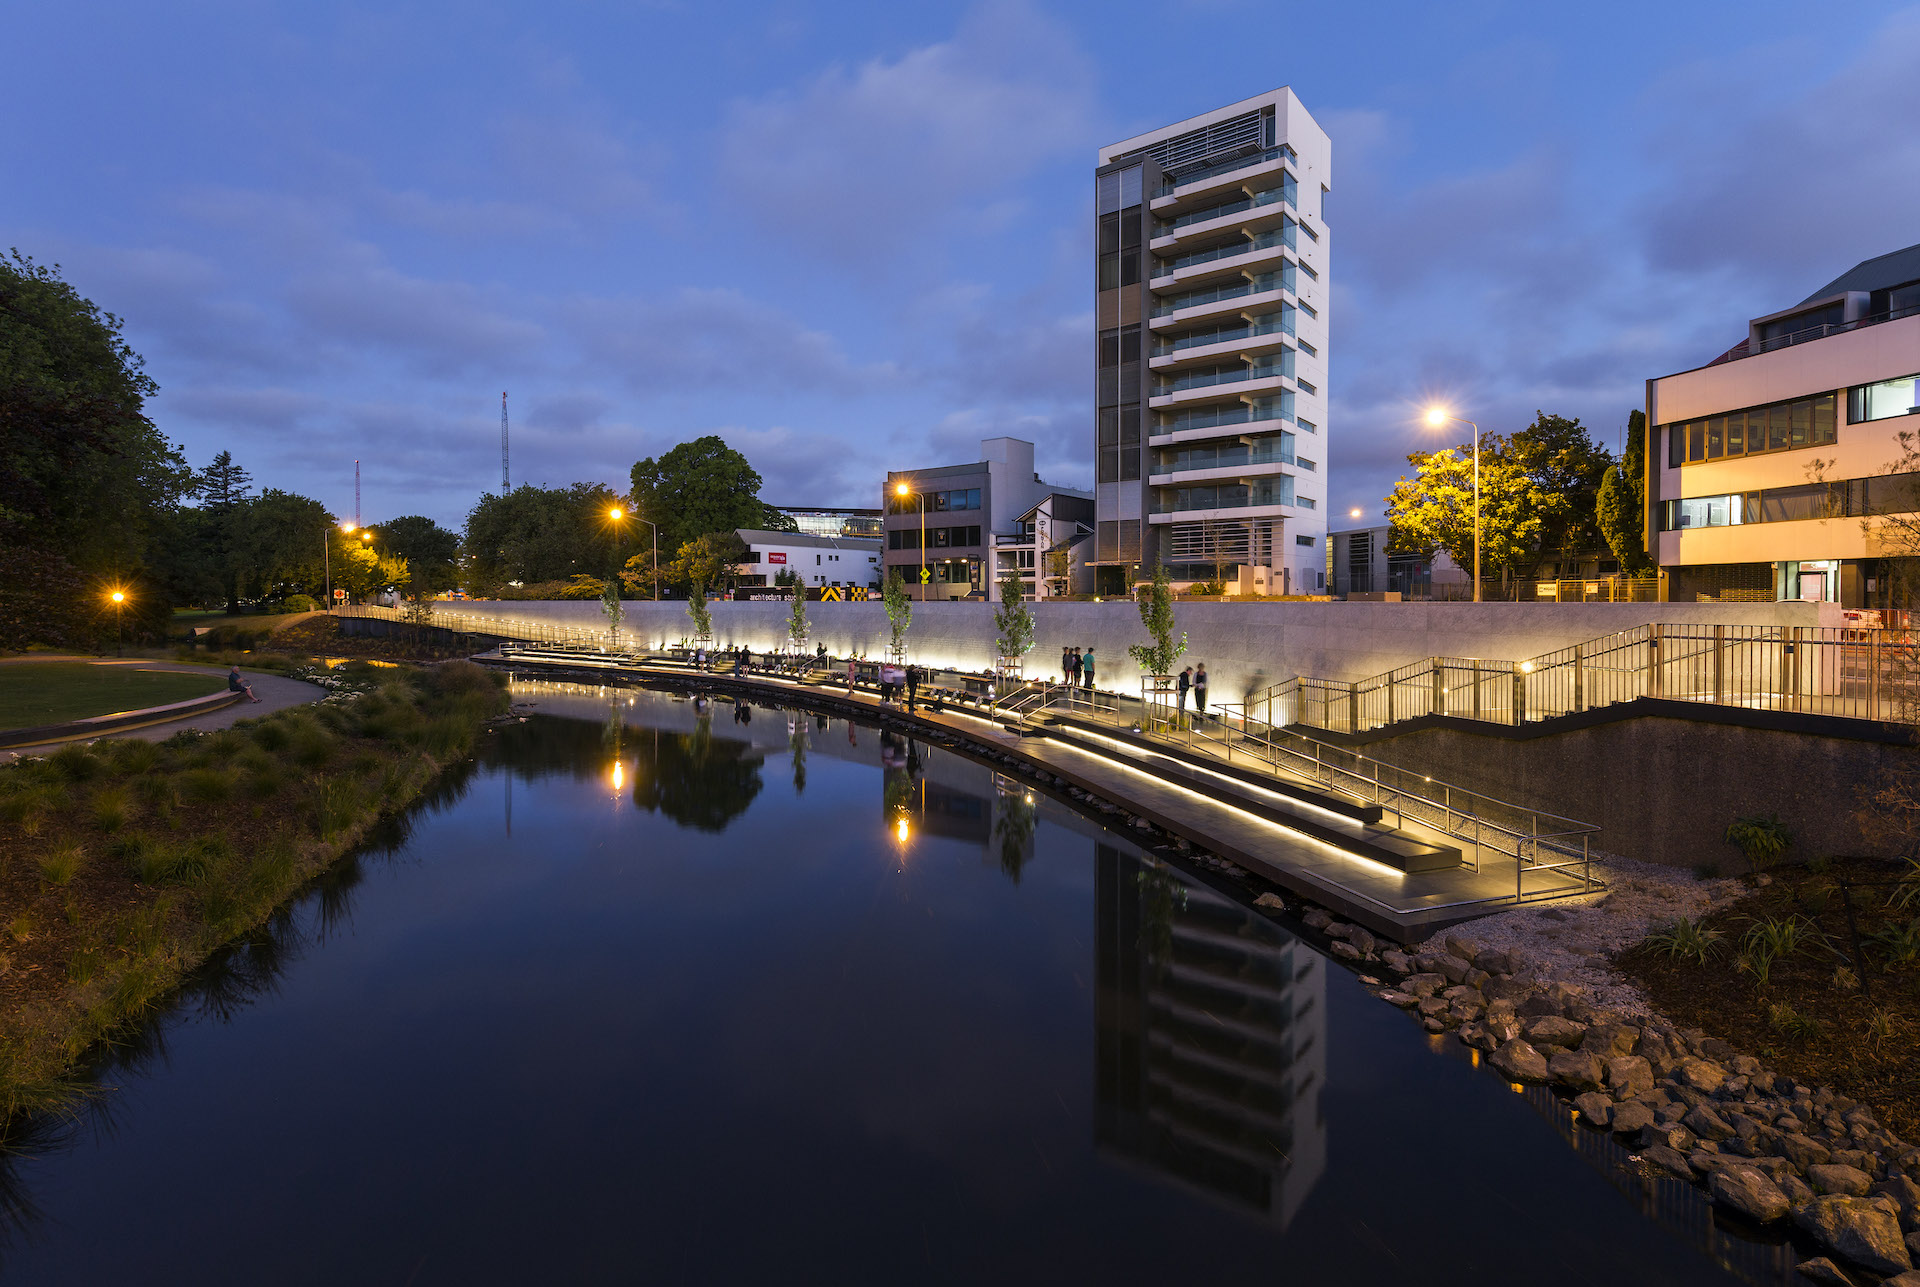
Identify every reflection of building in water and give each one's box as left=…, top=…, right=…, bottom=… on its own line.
left=881, top=732, right=992, bottom=844
left=1094, top=845, right=1327, bottom=1229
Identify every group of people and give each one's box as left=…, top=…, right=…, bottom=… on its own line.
left=1059, top=646, right=1098, bottom=690
left=1175, top=663, right=1211, bottom=719
left=877, top=663, right=919, bottom=707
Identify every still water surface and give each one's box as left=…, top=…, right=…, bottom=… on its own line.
left=1, top=684, right=1785, bottom=1284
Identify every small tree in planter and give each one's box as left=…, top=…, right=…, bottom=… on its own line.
left=686, top=581, right=713, bottom=643
left=1127, top=562, right=1186, bottom=727
left=883, top=567, right=912, bottom=663
left=993, top=570, right=1036, bottom=691
left=601, top=579, right=625, bottom=648
left=787, top=587, right=809, bottom=654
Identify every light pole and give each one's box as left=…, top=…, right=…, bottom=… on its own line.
left=894, top=482, right=926, bottom=599
left=325, top=524, right=352, bottom=611
left=1424, top=408, right=1481, bottom=602
left=109, top=589, right=126, bottom=657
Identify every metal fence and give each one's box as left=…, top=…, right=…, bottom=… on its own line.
left=1255, top=622, right=1920, bottom=736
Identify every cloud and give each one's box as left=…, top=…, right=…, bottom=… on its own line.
left=714, top=0, right=1094, bottom=261
left=284, top=263, right=547, bottom=377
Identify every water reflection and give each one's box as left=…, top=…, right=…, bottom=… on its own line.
left=1096, top=846, right=1327, bottom=1230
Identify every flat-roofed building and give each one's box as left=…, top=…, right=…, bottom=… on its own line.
left=1647, top=243, right=1920, bottom=606
left=733, top=528, right=882, bottom=591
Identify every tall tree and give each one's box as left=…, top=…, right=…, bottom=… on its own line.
left=373, top=515, right=460, bottom=594
left=1509, top=411, right=1613, bottom=568
left=0, top=251, right=189, bottom=643
left=198, top=450, right=255, bottom=612
left=666, top=531, right=749, bottom=595
left=629, top=435, right=794, bottom=558
left=1385, top=436, right=1550, bottom=589
left=462, top=482, right=620, bottom=595
left=1596, top=410, right=1652, bottom=574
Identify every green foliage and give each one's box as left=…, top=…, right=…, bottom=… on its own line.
left=1766, top=1001, right=1819, bottom=1041
left=1742, top=913, right=1815, bottom=961
left=282, top=594, right=319, bottom=612
left=788, top=586, right=808, bottom=649
left=1644, top=916, right=1724, bottom=965
left=993, top=571, right=1035, bottom=660
left=557, top=574, right=607, bottom=600
left=601, top=579, right=625, bottom=634
left=1127, top=563, right=1187, bottom=676
left=461, top=481, right=621, bottom=595
left=1596, top=410, right=1652, bottom=574
left=628, top=434, right=790, bottom=558
left=686, top=581, right=712, bottom=640
left=372, top=515, right=460, bottom=594
left=667, top=531, right=749, bottom=596
left=0, top=250, right=191, bottom=644
left=882, top=567, right=912, bottom=657
left=1870, top=917, right=1920, bottom=968
left=37, top=842, right=83, bottom=887
left=1726, top=814, right=1792, bottom=871
left=91, top=785, right=130, bottom=833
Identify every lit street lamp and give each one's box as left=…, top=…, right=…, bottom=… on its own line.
left=108, top=589, right=127, bottom=657
left=1424, top=407, right=1482, bottom=603
left=609, top=506, right=659, bottom=600
left=894, top=482, right=926, bottom=599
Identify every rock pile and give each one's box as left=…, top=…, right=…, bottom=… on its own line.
left=1337, top=924, right=1920, bottom=1279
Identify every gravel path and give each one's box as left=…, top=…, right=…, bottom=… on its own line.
left=1418, top=855, right=1747, bottom=1016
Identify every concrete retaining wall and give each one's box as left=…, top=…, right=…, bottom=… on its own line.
left=438, top=598, right=1839, bottom=704
left=1343, top=714, right=1912, bottom=870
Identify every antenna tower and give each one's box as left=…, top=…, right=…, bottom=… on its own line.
left=354, top=460, right=361, bottom=528
left=501, top=392, right=510, bottom=492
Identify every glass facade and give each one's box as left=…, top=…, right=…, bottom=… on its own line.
left=1659, top=470, right=1920, bottom=530
left=1849, top=373, right=1920, bottom=424
left=1665, top=392, right=1837, bottom=467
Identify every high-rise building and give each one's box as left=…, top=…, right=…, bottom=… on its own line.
left=1092, top=89, right=1332, bottom=596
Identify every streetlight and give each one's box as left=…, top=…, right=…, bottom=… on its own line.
left=1424, top=406, right=1482, bottom=603
left=108, top=589, right=127, bottom=657
left=894, top=481, right=926, bottom=599
left=326, top=524, right=353, bottom=611
left=609, top=506, right=659, bottom=600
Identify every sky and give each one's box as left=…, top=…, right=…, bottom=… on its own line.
left=7, top=0, right=1920, bottom=533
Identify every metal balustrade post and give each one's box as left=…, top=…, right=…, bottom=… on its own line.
left=1511, top=661, right=1526, bottom=725
left=1348, top=681, right=1358, bottom=733
left=1472, top=661, right=1482, bottom=721
left=1648, top=623, right=1663, bottom=699
left=1431, top=657, right=1443, bottom=718
left=1713, top=625, right=1726, bottom=704
left=1573, top=643, right=1585, bottom=712
left=1871, top=630, right=1882, bottom=719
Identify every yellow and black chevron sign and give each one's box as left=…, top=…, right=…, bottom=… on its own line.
left=819, top=586, right=843, bottom=602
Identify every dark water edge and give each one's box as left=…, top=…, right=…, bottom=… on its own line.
left=0, top=684, right=1810, bottom=1285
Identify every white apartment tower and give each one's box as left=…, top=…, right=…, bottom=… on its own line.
left=1092, top=89, right=1332, bottom=595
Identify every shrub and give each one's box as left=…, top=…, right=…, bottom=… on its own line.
left=1767, top=1002, right=1819, bottom=1040
left=134, top=773, right=180, bottom=809
left=38, top=842, right=84, bottom=886
left=101, top=739, right=160, bottom=774
left=91, top=786, right=131, bottom=834
left=1726, top=814, right=1792, bottom=872
left=1742, top=914, right=1815, bottom=961
left=1870, top=917, right=1920, bottom=968
left=132, top=836, right=223, bottom=885
left=179, top=767, right=235, bottom=804
left=250, top=720, right=292, bottom=752
left=48, top=744, right=103, bottom=783
left=291, top=731, right=335, bottom=770
left=282, top=594, right=319, bottom=612
left=1644, top=917, right=1723, bottom=965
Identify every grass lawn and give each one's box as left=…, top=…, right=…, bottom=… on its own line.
left=171, top=610, right=307, bottom=633
left=0, top=664, right=227, bottom=730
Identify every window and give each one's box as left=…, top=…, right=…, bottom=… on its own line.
left=1297, top=379, right=1316, bottom=395
left=1296, top=457, right=1316, bottom=471
left=1296, top=534, right=1315, bottom=547
left=1299, top=301, right=1317, bottom=319
left=1296, top=417, right=1317, bottom=433
left=1298, top=340, right=1317, bottom=356
left=1296, top=497, right=1315, bottom=509
left=1850, top=373, right=1919, bottom=423
left=1663, top=392, right=1837, bottom=465
left=1297, top=258, right=1318, bottom=281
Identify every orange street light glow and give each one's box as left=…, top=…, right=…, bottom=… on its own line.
left=110, top=591, right=125, bottom=603
left=609, top=507, right=623, bottom=520
left=1425, top=406, right=1450, bottom=427
left=894, top=483, right=910, bottom=497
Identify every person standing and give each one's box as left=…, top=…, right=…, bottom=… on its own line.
left=1193, top=662, right=1209, bottom=719
left=1068, top=647, right=1082, bottom=689
left=1061, top=645, right=1072, bottom=684
left=905, top=664, right=919, bottom=709
left=1082, top=647, right=1096, bottom=691
left=1177, top=665, right=1192, bottom=721
left=847, top=655, right=857, bottom=694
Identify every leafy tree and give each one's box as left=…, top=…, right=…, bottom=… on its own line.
left=1596, top=410, right=1652, bottom=574
left=882, top=567, right=912, bottom=660
left=198, top=450, right=255, bottom=612
left=602, top=579, right=624, bottom=637
left=1510, top=411, right=1613, bottom=569
left=628, top=435, right=793, bottom=557
left=330, top=532, right=409, bottom=603
left=1385, top=435, right=1548, bottom=590
left=1127, top=562, right=1187, bottom=676
left=787, top=585, right=808, bottom=651
left=235, top=489, right=333, bottom=601
left=374, top=515, right=460, bottom=595
left=993, top=570, right=1035, bottom=667
left=686, top=581, right=712, bottom=640
left=620, top=549, right=662, bottom=599
left=462, top=482, right=620, bottom=595
left=667, top=531, right=749, bottom=595
left=0, top=251, right=191, bottom=644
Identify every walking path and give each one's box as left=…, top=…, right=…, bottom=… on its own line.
left=0, top=656, right=325, bottom=760
left=484, top=649, right=1600, bottom=940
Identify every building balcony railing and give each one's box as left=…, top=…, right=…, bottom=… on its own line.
left=1156, top=183, right=1293, bottom=235
left=1708, top=302, right=1920, bottom=366
left=1154, top=355, right=1292, bottom=396
left=1156, top=146, right=1294, bottom=196
left=1150, top=482, right=1291, bottom=515
left=1156, top=398, right=1291, bottom=435
left=1154, top=228, right=1291, bottom=279
left=1153, top=313, right=1293, bottom=357
left=1151, top=271, right=1289, bottom=318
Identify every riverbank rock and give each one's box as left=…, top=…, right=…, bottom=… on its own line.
left=1573, top=1092, right=1612, bottom=1127
left=1490, top=1039, right=1551, bottom=1083
left=1523, top=1015, right=1585, bottom=1048
left=1677, top=1059, right=1728, bottom=1094
left=1549, top=1049, right=1605, bottom=1093
left=1606, top=1055, right=1655, bottom=1099
left=1794, top=1257, right=1854, bottom=1286
left=1683, top=1104, right=1737, bottom=1143
left=1253, top=892, right=1285, bottom=911
left=1809, top=1165, right=1875, bottom=1198
left=1329, top=941, right=1363, bottom=961
left=1781, top=1135, right=1833, bottom=1171
left=1302, top=909, right=1333, bottom=930
left=1641, top=1144, right=1695, bottom=1179
left=1713, top=1166, right=1791, bottom=1223
left=1612, top=1101, right=1655, bottom=1136
left=1793, top=1196, right=1913, bottom=1276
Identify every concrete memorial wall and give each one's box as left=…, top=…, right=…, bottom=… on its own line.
left=444, top=598, right=1841, bottom=702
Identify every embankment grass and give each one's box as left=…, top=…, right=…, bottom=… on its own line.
left=0, top=659, right=507, bottom=1117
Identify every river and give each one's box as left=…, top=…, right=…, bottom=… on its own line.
left=0, top=683, right=1795, bottom=1284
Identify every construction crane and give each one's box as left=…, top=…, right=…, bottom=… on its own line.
left=501, top=391, right=510, bottom=492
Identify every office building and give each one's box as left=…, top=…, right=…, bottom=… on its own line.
left=1648, top=243, right=1920, bottom=605
left=733, top=529, right=882, bottom=591
left=774, top=506, right=884, bottom=540
left=883, top=437, right=1051, bottom=601
left=1092, top=88, right=1332, bottom=596
left=991, top=489, right=1096, bottom=599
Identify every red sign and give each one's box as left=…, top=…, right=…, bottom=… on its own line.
left=767, top=552, right=787, bottom=565
left=333, top=589, right=347, bottom=600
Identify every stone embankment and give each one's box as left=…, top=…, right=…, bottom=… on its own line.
left=1294, top=908, right=1920, bottom=1283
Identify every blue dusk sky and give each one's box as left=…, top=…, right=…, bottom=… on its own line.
left=7, top=1, right=1919, bottom=531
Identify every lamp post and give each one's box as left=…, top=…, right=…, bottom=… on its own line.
left=1425, top=407, right=1482, bottom=603
left=326, top=525, right=352, bottom=611
left=109, top=590, right=126, bottom=657
left=893, top=482, right=926, bottom=599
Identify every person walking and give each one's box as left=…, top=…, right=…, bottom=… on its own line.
left=847, top=655, right=857, bottom=694
left=1177, top=665, right=1192, bottom=722
left=1193, top=662, right=1209, bottom=719
left=1081, top=647, right=1096, bottom=691
left=905, top=663, right=919, bottom=709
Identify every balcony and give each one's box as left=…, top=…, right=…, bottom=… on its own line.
left=1155, top=396, right=1292, bottom=436
left=1152, top=228, right=1293, bottom=284
left=1152, top=270, right=1291, bottom=319
left=1154, top=353, right=1292, bottom=395
left=1153, top=311, right=1294, bottom=359
left=1150, top=478, right=1293, bottom=516
left=1157, top=181, right=1295, bottom=235
left=1152, top=146, right=1294, bottom=204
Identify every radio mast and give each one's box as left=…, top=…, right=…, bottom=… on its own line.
left=354, top=460, right=361, bottom=528
left=501, top=391, right=510, bottom=492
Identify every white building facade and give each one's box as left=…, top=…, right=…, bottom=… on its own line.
left=1091, top=88, right=1332, bottom=597
left=990, top=490, right=1096, bottom=600
left=734, top=529, right=882, bottom=591
left=1648, top=244, right=1920, bottom=607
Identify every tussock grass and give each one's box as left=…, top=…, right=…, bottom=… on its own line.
left=0, top=660, right=508, bottom=1118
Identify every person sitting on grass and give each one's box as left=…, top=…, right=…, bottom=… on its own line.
left=228, top=665, right=261, bottom=704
